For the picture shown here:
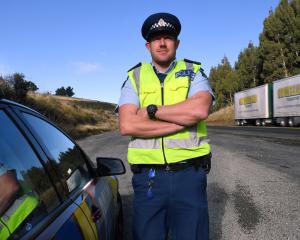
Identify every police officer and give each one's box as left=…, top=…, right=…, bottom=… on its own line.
left=0, top=163, right=20, bottom=216
left=0, top=162, right=38, bottom=239
left=118, top=12, right=213, bottom=240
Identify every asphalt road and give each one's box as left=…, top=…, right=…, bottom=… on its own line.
left=77, top=126, right=300, bottom=240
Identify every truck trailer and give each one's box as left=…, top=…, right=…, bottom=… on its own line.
left=273, top=74, right=300, bottom=126
left=234, top=74, right=300, bottom=127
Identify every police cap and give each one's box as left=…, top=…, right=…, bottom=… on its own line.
left=141, top=12, right=181, bottom=41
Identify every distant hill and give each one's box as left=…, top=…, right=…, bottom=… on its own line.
left=24, top=93, right=233, bottom=139
left=207, top=105, right=234, bottom=126
left=26, top=93, right=118, bottom=139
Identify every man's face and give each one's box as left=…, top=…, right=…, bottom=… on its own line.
left=0, top=170, right=20, bottom=215
left=145, top=34, right=180, bottom=66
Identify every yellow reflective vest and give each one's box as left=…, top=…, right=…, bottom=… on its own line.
left=0, top=193, right=38, bottom=240
left=127, top=59, right=211, bottom=165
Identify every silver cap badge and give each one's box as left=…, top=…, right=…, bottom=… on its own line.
left=158, top=18, right=167, bottom=27
left=150, top=18, right=175, bottom=31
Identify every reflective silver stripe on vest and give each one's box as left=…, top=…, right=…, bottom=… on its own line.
left=184, top=61, right=194, bottom=99
left=165, top=125, right=209, bottom=148
left=129, top=138, right=161, bottom=149
left=164, top=136, right=209, bottom=148
left=129, top=126, right=209, bottom=149
left=1, top=195, right=27, bottom=222
left=132, top=67, right=141, bottom=94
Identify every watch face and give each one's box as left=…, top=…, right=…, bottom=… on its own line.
left=148, top=105, right=155, bottom=112
left=147, top=104, right=157, bottom=119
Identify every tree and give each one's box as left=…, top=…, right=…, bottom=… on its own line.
left=0, top=76, right=7, bottom=97
left=290, top=0, right=300, bottom=75
left=27, top=81, right=39, bottom=92
left=55, top=86, right=75, bottom=97
left=222, top=71, right=240, bottom=105
left=235, top=42, right=262, bottom=89
left=55, top=87, right=67, bottom=96
left=3, top=73, right=38, bottom=101
left=1, top=73, right=38, bottom=103
left=22, top=167, right=51, bottom=195
left=65, top=86, right=74, bottom=97
left=259, top=0, right=300, bottom=83
left=209, top=56, right=241, bottom=109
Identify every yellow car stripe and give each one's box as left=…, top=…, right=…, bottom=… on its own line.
left=74, top=200, right=98, bottom=240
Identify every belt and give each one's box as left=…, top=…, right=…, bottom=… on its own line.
left=130, top=153, right=211, bottom=174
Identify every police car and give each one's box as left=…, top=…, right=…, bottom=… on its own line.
left=0, top=98, right=125, bottom=239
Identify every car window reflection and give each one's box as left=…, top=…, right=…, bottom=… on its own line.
left=22, top=112, right=91, bottom=194
left=0, top=110, right=60, bottom=239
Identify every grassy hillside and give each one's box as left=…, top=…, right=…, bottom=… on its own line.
left=206, top=105, right=234, bottom=126
left=26, top=93, right=118, bottom=139
left=24, top=93, right=233, bottom=139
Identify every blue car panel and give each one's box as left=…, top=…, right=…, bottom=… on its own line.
left=0, top=99, right=125, bottom=240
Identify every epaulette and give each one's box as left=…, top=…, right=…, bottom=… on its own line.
left=127, top=62, right=142, bottom=72
left=200, top=68, right=208, bottom=79
left=184, top=59, right=201, bottom=65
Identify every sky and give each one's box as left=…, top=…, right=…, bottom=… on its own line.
left=0, top=0, right=280, bottom=104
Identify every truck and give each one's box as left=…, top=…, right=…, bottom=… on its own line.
left=234, top=74, right=300, bottom=127
left=273, top=74, right=300, bottom=126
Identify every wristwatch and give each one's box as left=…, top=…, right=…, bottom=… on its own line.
left=146, top=104, right=158, bottom=119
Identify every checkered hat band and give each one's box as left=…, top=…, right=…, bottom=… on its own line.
left=150, top=22, right=175, bottom=31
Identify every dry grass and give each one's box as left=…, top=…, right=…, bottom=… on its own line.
left=52, top=95, right=98, bottom=102
left=206, top=105, right=234, bottom=126
left=24, top=93, right=234, bottom=136
left=26, top=93, right=118, bottom=139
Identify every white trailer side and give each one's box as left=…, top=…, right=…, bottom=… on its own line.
left=273, top=74, right=300, bottom=117
left=273, top=74, right=300, bottom=126
left=234, top=84, right=271, bottom=121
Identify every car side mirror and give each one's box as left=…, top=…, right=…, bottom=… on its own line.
left=96, top=157, right=126, bottom=177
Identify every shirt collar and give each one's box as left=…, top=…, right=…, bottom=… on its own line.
left=151, top=59, right=177, bottom=74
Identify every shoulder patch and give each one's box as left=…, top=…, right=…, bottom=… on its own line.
left=200, top=68, right=208, bottom=78
left=175, top=70, right=196, bottom=80
left=127, top=62, right=142, bottom=72
left=184, top=59, right=201, bottom=65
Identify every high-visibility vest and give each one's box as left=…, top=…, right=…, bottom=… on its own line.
left=127, top=59, right=211, bottom=165
left=0, top=193, right=38, bottom=240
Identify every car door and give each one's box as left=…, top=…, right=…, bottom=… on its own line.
left=0, top=105, right=64, bottom=239
left=15, top=106, right=117, bottom=239
left=0, top=103, right=96, bottom=239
